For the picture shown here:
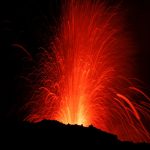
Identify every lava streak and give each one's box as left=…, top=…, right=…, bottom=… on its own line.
left=25, top=0, right=150, bottom=142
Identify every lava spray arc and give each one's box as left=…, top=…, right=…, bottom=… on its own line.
left=25, top=0, right=150, bottom=142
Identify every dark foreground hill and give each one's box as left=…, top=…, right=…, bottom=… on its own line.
left=0, top=120, right=149, bottom=149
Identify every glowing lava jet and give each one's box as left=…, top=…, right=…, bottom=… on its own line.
left=25, top=0, right=150, bottom=143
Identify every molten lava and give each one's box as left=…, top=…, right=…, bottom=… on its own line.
left=25, top=0, right=150, bottom=143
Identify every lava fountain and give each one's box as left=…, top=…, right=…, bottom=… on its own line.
left=24, top=0, right=150, bottom=142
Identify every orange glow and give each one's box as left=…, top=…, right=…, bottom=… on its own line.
left=24, top=0, right=150, bottom=143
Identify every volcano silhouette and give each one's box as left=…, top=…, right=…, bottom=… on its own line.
left=0, top=120, right=149, bottom=148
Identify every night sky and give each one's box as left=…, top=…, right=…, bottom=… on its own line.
left=0, top=0, right=150, bottom=129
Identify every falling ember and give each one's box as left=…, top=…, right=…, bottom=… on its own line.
left=24, top=0, right=150, bottom=142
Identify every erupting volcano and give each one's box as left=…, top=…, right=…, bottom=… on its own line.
left=24, top=0, right=150, bottom=143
